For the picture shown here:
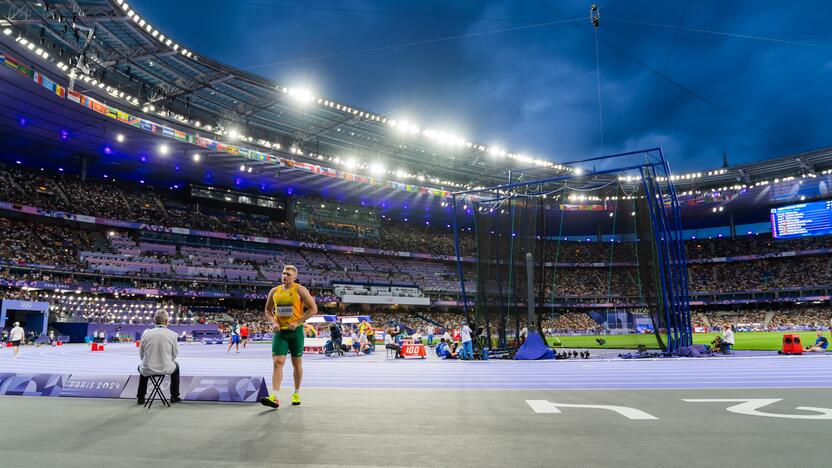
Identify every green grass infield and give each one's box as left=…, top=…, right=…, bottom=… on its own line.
left=546, top=331, right=825, bottom=351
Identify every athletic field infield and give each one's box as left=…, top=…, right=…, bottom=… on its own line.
left=547, top=331, right=826, bottom=351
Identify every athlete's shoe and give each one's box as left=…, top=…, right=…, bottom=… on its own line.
left=291, top=392, right=301, bottom=406
left=259, top=395, right=279, bottom=409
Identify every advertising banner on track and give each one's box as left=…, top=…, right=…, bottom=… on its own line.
left=119, top=375, right=268, bottom=402
left=61, top=375, right=131, bottom=398
left=0, top=373, right=67, bottom=397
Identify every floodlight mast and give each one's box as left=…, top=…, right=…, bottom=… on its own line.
left=590, top=4, right=600, bottom=28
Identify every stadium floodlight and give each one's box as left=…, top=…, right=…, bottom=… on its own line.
left=158, top=144, right=169, bottom=155
left=345, top=158, right=357, bottom=170
left=287, top=87, right=315, bottom=104
left=370, top=162, right=385, bottom=176
left=3, top=28, right=11, bottom=36
left=240, top=164, right=246, bottom=172
left=393, top=121, right=407, bottom=132
left=116, top=134, right=125, bottom=143
left=574, top=167, right=584, bottom=175
left=228, top=129, right=240, bottom=140
left=193, top=153, right=201, bottom=162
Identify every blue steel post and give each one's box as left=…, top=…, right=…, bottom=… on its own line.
left=660, top=158, right=693, bottom=346
left=652, top=150, right=690, bottom=347
left=646, top=167, right=680, bottom=348
left=654, top=150, right=685, bottom=341
left=451, top=194, right=470, bottom=321
left=649, top=158, right=689, bottom=350
left=640, top=167, right=675, bottom=353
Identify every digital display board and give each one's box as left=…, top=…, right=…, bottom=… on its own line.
left=770, top=200, right=832, bottom=239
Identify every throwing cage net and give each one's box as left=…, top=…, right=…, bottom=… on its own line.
left=452, top=149, right=692, bottom=355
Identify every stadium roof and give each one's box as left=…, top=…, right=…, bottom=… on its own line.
left=2, top=0, right=832, bottom=211
left=0, top=0, right=578, bottom=191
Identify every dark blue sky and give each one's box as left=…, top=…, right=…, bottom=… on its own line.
left=132, top=0, right=832, bottom=172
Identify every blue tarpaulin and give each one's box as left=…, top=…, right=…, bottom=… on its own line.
left=514, top=332, right=555, bottom=360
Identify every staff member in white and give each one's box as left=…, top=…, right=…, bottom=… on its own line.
left=9, top=322, right=24, bottom=358
left=460, top=321, right=473, bottom=360
left=136, top=310, right=181, bottom=404
left=722, top=323, right=735, bottom=353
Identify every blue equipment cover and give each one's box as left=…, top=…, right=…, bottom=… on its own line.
left=514, top=332, right=555, bottom=360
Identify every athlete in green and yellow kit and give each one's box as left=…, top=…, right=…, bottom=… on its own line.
left=260, top=265, right=317, bottom=409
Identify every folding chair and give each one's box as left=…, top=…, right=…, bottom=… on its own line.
left=144, top=374, right=170, bottom=409
left=328, top=338, right=345, bottom=357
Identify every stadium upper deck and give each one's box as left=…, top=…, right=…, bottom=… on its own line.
left=3, top=0, right=832, bottom=217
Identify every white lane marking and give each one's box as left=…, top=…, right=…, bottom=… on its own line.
left=682, top=399, right=832, bottom=420
left=525, top=400, right=658, bottom=420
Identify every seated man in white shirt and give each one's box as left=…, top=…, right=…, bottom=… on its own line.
left=137, top=310, right=181, bottom=404
left=358, top=331, right=371, bottom=355
left=384, top=331, right=402, bottom=358
left=721, top=323, right=735, bottom=354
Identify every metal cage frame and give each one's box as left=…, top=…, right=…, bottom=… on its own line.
left=451, top=148, right=692, bottom=353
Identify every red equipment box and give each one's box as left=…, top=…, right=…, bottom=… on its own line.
left=782, top=334, right=803, bottom=355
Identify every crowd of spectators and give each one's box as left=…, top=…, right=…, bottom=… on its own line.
left=691, top=308, right=832, bottom=331
left=686, top=234, right=832, bottom=260
left=5, top=165, right=832, bottom=313
left=6, top=210, right=832, bottom=301
left=5, top=165, right=832, bottom=262
left=0, top=217, right=88, bottom=268
left=689, top=256, right=832, bottom=293
left=540, top=312, right=603, bottom=334
left=769, top=308, right=832, bottom=330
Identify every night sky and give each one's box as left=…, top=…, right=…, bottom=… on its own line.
left=131, top=0, right=832, bottom=172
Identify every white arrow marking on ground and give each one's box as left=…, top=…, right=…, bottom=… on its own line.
left=525, top=400, right=658, bottom=420
left=682, top=399, right=832, bottom=420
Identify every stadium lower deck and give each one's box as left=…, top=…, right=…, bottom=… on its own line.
left=1, top=344, right=830, bottom=467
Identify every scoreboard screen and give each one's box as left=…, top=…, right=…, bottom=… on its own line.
left=770, top=200, right=832, bottom=239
